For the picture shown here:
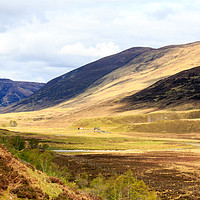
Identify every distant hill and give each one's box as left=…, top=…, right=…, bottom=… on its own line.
left=0, top=79, right=44, bottom=107
left=121, top=66, right=200, bottom=110
left=2, top=41, right=200, bottom=115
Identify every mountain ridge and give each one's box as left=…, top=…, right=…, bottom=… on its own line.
left=1, top=41, right=200, bottom=114
left=1, top=47, right=152, bottom=112
left=0, top=79, right=45, bottom=108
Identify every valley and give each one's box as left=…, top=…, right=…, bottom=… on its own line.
left=1, top=41, right=200, bottom=199
left=1, top=108, right=200, bottom=199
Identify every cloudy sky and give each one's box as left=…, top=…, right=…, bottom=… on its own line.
left=0, top=0, right=200, bottom=83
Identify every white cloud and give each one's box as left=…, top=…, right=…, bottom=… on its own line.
left=0, top=59, right=69, bottom=83
left=59, top=42, right=120, bottom=57
left=0, top=0, right=200, bottom=82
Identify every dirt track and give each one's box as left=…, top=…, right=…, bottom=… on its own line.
left=55, top=151, right=200, bottom=199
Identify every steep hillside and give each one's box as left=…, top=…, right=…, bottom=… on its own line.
left=120, top=66, right=200, bottom=110
left=2, top=41, right=200, bottom=116
left=2, top=47, right=151, bottom=112
left=46, top=41, right=200, bottom=125
left=82, top=41, right=200, bottom=101
left=0, top=144, right=101, bottom=200
left=0, top=79, right=44, bottom=107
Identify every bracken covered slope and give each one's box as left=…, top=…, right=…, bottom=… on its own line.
left=0, top=144, right=102, bottom=200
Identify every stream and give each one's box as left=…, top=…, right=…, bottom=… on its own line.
left=53, top=149, right=138, bottom=153
left=52, top=142, right=200, bottom=153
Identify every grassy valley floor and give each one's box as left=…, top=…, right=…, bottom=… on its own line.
left=1, top=109, right=200, bottom=199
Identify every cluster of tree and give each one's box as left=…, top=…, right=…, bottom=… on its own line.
left=0, top=136, right=157, bottom=199
left=18, top=149, right=57, bottom=175
left=16, top=148, right=158, bottom=200
left=77, top=170, right=157, bottom=200
left=1, top=135, right=49, bottom=152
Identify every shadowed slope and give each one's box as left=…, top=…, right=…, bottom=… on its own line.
left=121, top=66, right=200, bottom=110
left=0, top=79, right=44, bottom=107
left=2, top=41, right=200, bottom=116
left=2, top=47, right=152, bottom=112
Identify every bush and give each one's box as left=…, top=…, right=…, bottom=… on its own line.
left=0, top=175, right=9, bottom=190
left=10, top=136, right=25, bottom=151
left=41, top=143, right=49, bottom=150
left=48, top=176, right=64, bottom=185
left=27, top=138, right=39, bottom=149
left=10, top=120, right=17, bottom=127
left=18, top=149, right=58, bottom=175
left=76, top=172, right=89, bottom=188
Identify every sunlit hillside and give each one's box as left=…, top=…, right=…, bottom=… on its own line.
left=47, top=41, right=200, bottom=125
left=1, top=42, right=200, bottom=130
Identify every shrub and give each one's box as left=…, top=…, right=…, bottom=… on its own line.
left=0, top=175, right=9, bottom=191
left=27, top=138, right=39, bottom=149
left=18, top=149, right=58, bottom=175
left=10, top=120, right=17, bottom=127
left=48, top=176, right=64, bottom=185
left=10, top=136, right=25, bottom=151
left=41, top=143, right=49, bottom=150
left=76, top=172, right=89, bottom=188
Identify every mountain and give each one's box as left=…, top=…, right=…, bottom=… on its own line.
left=2, top=41, right=200, bottom=115
left=1, top=47, right=152, bottom=112
left=120, top=66, right=200, bottom=110
left=0, top=79, right=45, bottom=107
left=0, top=143, right=101, bottom=200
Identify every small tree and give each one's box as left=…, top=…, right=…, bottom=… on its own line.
left=10, top=136, right=25, bottom=151
left=41, top=144, right=49, bottom=150
left=76, top=172, right=89, bottom=188
left=90, top=173, right=107, bottom=197
left=10, top=120, right=18, bottom=127
left=27, top=138, right=39, bottom=149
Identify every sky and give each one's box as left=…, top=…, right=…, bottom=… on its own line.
left=0, top=0, right=200, bottom=83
